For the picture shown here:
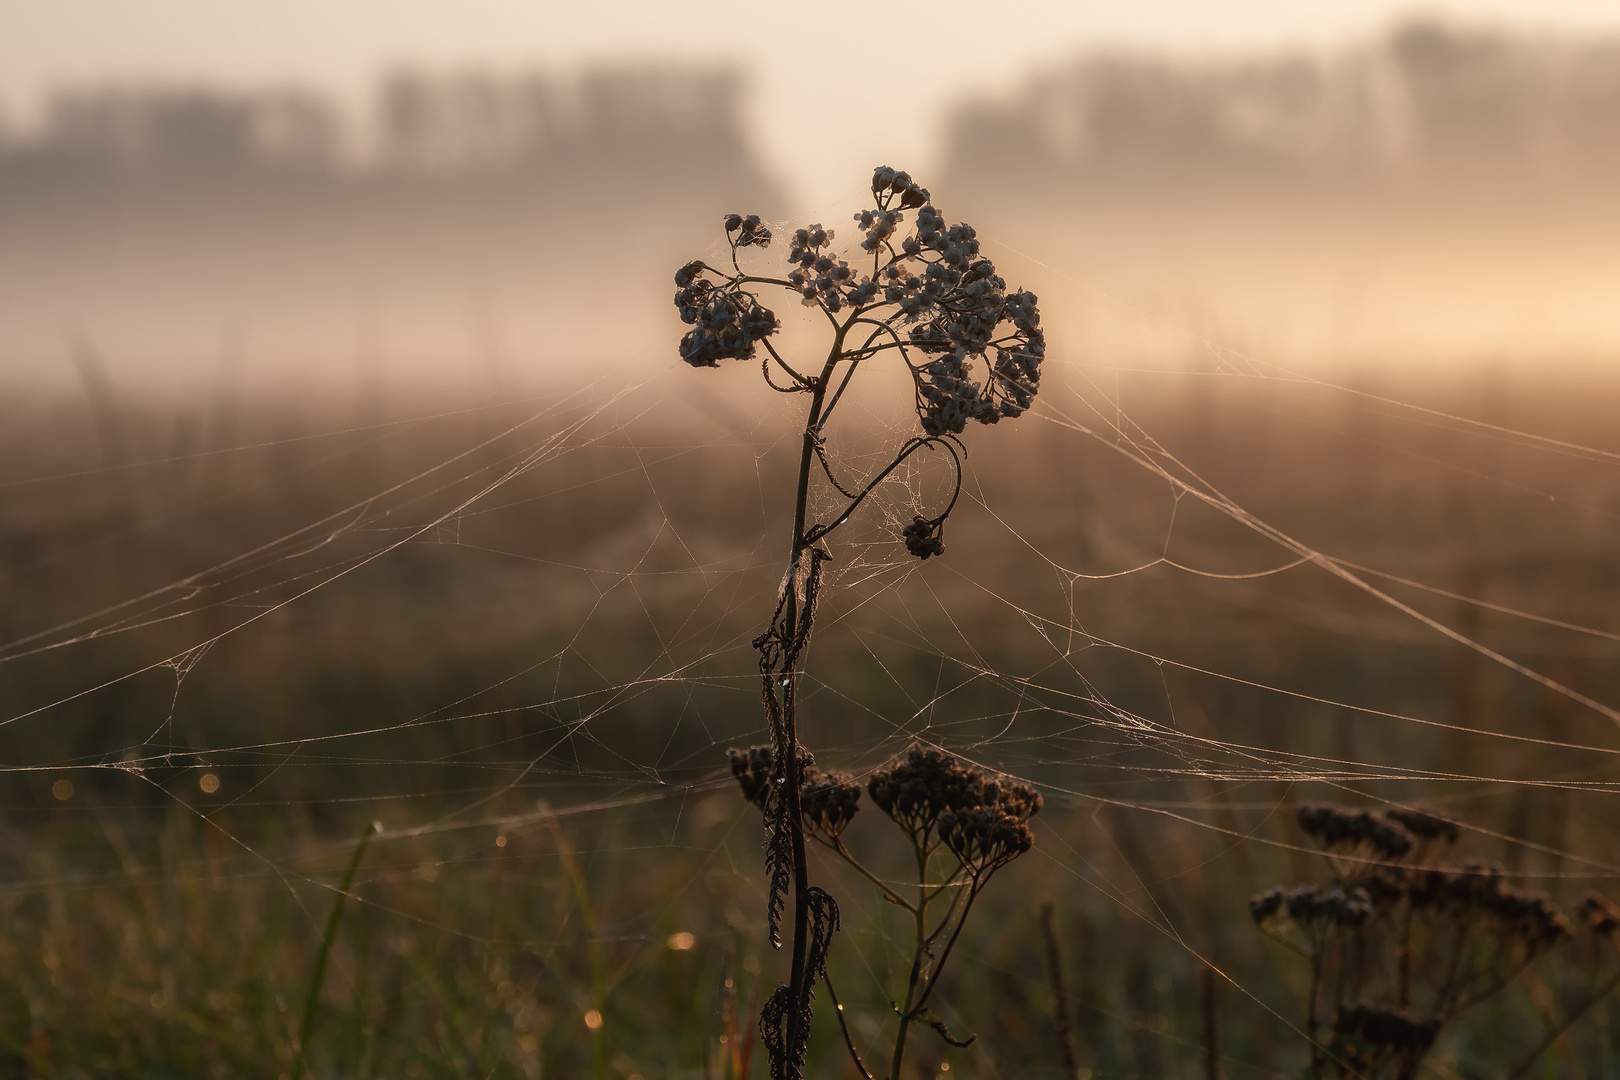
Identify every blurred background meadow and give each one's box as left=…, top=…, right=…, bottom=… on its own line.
left=6, top=2, right=1620, bottom=1076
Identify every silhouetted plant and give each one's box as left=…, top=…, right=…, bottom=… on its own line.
left=680, top=165, right=1046, bottom=1079
left=1506, top=889, right=1620, bottom=1077
left=1252, top=804, right=1568, bottom=1079
left=729, top=743, right=1040, bottom=1078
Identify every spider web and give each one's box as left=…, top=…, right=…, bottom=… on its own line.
left=4, top=201, right=1620, bottom=1078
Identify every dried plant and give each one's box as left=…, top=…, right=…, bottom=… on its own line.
left=1252, top=804, right=1569, bottom=1079
left=1505, top=890, right=1620, bottom=1077
left=730, top=743, right=1040, bottom=1078
left=679, top=166, right=1045, bottom=1079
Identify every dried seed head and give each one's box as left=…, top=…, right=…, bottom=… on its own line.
left=901, top=515, right=944, bottom=560
left=1250, top=887, right=1285, bottom=925
left=1334, top=1004, right=1441, bottom=1052
left=1407, top=863, right=1571, bottom=950
left=1579, top=890, right=1620, bottom=942
left=726, top=744, right=861, bottom=839
left=800, top=769, right=862, bottom=840
left=1284, top=884, right=1374, bottom=931
left=1385, top=808, right=1460, bottom=845
left=867, top=743, right=1040, bottom=876
left=1296, top=804, right=1414, bottom=861
left=724, top=212, right=772, bottom=249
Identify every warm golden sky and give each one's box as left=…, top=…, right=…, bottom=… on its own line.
left=5, top=0, right=1619, bottom=204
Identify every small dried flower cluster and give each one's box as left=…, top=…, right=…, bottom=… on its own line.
left=1332, top=1003, right=1441, bottom=1076
left=674, top=261, right=780, bottom=368
left=1253, top=802, right=1572, bottom=1078
left=728, top=744, right=862, bottom=841
left=731, top=741, right=1041, bottom=876
left=672, top=165, right=1044, bottom=444
left=1406, top=863, right=1571, bottom=953
left=725, top=213, right=772, bottom=249
left=1295, top=803, right=1416, bottom=861
left=1579, top=890, right=1620, bottom=942
left=901, top=515, right=945, bottom=560
left=867, top=744, right=1041, bottom=878
left=786, top=224, right=859, bottom=312
left=1251, top=884, right=1373, bottom=938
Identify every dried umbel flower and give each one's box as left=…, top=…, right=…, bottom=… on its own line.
left=673, top=261, right=780, bottom=368
left=901, top=515, right=944, bottom=560
left=673, top=166, right=1044, bottom=442
left=799, top=770, right=861, bottom=840
left=866, top=744, right=965, bottom=843
left=1384, top=808, right=1460, bottom=845
left=1252, top=885, right=1372, bottom=935
left=1296, top=804, right=1414, bottom=861
left=867, top=743, right=1041, bottom=878
left=1407, top=863, right=1571, bottom=952
left=1333, top=1003, right=1441, bottom=1053
left=1252, top=883, right=1378, bottom=962
left=937, top=801, right=1035, bottom=877
left=728, top=744, right=861, bottom=840
left=1579, top=890, right=1620, bottom=942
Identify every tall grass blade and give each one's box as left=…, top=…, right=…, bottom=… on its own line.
left=291, top=820, right=380, bottom=1080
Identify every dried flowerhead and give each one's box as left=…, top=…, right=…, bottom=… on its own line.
left=937, top=782, right=1039, bottom=878
left=867, top=743, right=1041, bottom=879
left=672, top=165, right=1044, bottom=452
left=1251, top=883, right=1373, bottom=956
left=728, top=744, right=861, bottom=841
left=1407, top=863, right=1571, bottom=956
left=1296, top=803, right=1415, bottom=864
left=901, top=515, right=945, bottom=560
left=1331, top=1003, right=1442, bottom=1077
left=674, top=260, right=780, bottom=368
left=1579, top=890, right=1620, bottom=944
left=1384, top=808, right=1460, bottom=846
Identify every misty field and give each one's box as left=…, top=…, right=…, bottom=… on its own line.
left=5, top=362, right=1620, bottom=1078
left=7, top=18, right=1620, bottom=1080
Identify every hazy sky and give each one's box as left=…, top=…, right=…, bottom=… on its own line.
left=6, top=0, right=1620, bottom=205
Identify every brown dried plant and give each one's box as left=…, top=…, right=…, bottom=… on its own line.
left=729, top=743, right=1040, bottom=1078
left=1252, top=804, right=1569, bottom=1079
left=677, top=166, right=1045, bottom=1079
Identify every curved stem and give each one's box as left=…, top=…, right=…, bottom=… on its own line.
left=911, top=881, right=982, bottom=1015
left=804, top=436, right=963, bottom=548
left=822, top=836, right=914, bottom=912
left=760, top=337, right=812, bottom=388
left=825, top=969, right=877, bottom=1080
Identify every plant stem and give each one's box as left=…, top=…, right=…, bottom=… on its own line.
left=824, top=969, right=876, bottom=1080
left=779, top=337, right=846, bottom=1072
left=291, top=820, right=379, bottom=1080
left=890, top=842, right=931, bottom=1080
left=1306, top=954, right=1324, bottom=1080
left=1039, top=902, right=1081, bottom=1080
left=1507, top=967, right=1620, bottom=1080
